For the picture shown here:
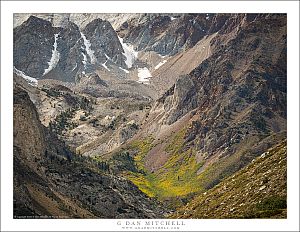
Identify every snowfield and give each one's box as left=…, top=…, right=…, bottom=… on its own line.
left=72, top=63, right=78, bottom=71
left=119, top=67, right=130, bottom=74
left=81, top=32, right=97, bottom=64
left=43, top=33, right=60, bottom=76
left=154, top=60, right=167, bottom=70
left=137, top=67, right=152, bottom=84
left=101, top=61, right=110, bottom=71
left=14, top=67, right=38, bottom=86
left=118, top=36, right=138, bottom=69
left=81, top=52, right=88, bottom=73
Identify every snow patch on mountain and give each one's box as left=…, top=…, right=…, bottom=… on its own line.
left=119, top=67, right=129, bottom=73
left=81, top=32, right=97, bottom=64
left=81, top=52, right=88, bottom=74
left=158, top=54, right=168, bottom=59
left=118, top=36, right=138, bottom=69
left=43, top=33, right=60, bottom=76
left=154, top=60, right=167, bottom=70
left=82, top=52, right=88, bottom=66
left=137, top=67, right=151, bottom=84
left=14, top=67, right=38, bottom=86
left=102, top=61, right=110, bottom=71
left=72, top=63, right=77, bottom=71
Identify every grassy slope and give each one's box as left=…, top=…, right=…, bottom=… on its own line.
left=124, top=129, right=204, bottom=200
left=114, top=128, right=285, bottom=204
left=93, top=115, right=286, bottom=216
left=170, top=140, right=287, bottom=218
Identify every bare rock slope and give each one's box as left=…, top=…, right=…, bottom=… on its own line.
left=13, top=85, right=165, bottom=218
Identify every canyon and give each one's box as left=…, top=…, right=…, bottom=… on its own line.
left=13, top=13, right=287, bottom=218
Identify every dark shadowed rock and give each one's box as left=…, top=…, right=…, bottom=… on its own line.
left=118, top=14, right=220, bottom=56
left=83, top=18, right=127, bottom=68
left=13, top=16, right=59, bottom=78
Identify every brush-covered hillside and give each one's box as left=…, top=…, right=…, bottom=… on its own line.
left=171, top=140, right=287, bottom=218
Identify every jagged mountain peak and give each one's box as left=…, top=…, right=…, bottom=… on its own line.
left=24, top=15, right=53, bottom=28
left=13, top=15, right=134, bottom=82
left=82, top=18, right=127, bottom=69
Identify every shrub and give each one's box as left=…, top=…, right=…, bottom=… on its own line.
left=251, top=115, right=267, bottom=132
left=256, top=195, right=287, bottom=211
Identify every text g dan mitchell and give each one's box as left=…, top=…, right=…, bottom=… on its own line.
left=117, top=220, right=186, bottom=226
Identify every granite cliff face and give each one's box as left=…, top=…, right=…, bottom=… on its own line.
left=14, top=16, right=82, bottom=80
left=82, top=18, right=127, bottom=68
left=14, top=16, right=131, bottom=82
left=160, top=13, right=286, bottom=148
left=13, top=16, right=59, bottom=78
left=117, top=14, right=212, bottom=56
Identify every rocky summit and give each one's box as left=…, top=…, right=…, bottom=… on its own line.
left=13, top=13, right=286, bottom=219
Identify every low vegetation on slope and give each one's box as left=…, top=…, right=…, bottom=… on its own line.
left=106, top=129, right=204, bottom=201
left=109, top=14, right=287, bottom=209
left=170, top=140, right=287, bottom=219
left=99, top=125, right=286, bottom=213
left=127, top=130, right=204, bottom=197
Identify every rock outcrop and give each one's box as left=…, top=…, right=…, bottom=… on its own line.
left=82, top=18, right=127, bottom=69
left=13, top=85, right=165, bottom=218
left=13, top=16, right=131, bottom=82
left=152, top=13, right=286, bottom=154
left=13, top=16, right=60, bottom=77
left=125, top=13, right=286, bottom=200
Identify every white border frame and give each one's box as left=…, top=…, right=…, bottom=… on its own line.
left=1, top=1, right=299, bottom=231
